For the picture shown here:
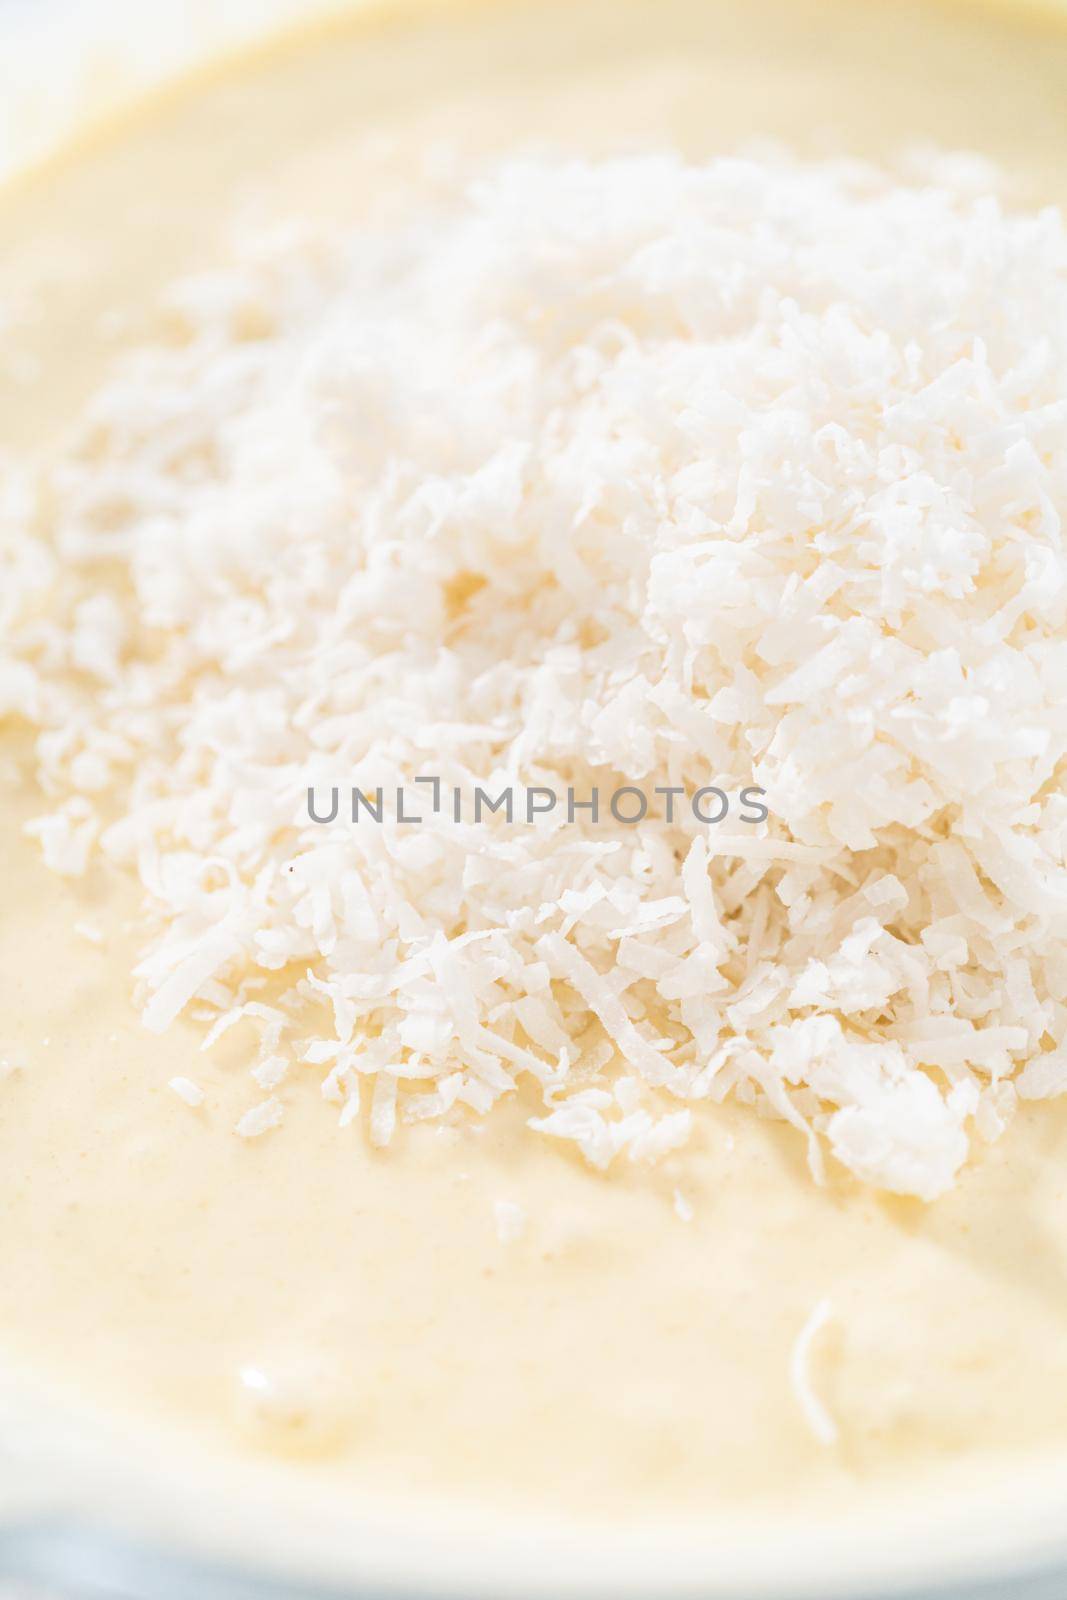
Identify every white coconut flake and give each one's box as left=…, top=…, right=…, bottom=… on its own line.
left=168, top=1076, right=205, bottom=1108
left=493, top=1199, right=527, bottom=1243
left=338, top=1084, right=361, bottom=1128
left=790, top=1298, right=838, bottom=1447
left=234, top=1097, right=284, bottom=1139
left=5, top=147, right=1067, bottom=1196
left=251, top=1054, right=289, bottom=1091
left=1015, top=1051, right=1067, bottom=1100
left=369, top=1073, right=398, bottom=1149
left=24, top=798, right=98, bottom=877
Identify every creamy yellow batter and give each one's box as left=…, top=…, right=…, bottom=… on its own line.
left=3, top=0, right=1067, bottom=1590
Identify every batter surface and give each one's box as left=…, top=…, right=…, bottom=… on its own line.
left=3, top=0, right=1067, bottom=1589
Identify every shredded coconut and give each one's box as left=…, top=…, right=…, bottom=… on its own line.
left=493, top=1199, right=527, bottom=1244
left=5, top=148, right=1067, bottom=1197
left=234, top=1097, right=284, bottom=1139
left=168, top=1076, right=205, bottom=1108
left=790, top=1298, right=838, bottom=1447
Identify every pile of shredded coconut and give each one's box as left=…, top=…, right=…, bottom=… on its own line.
left=4, top=150, right=1067, bottom=1200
